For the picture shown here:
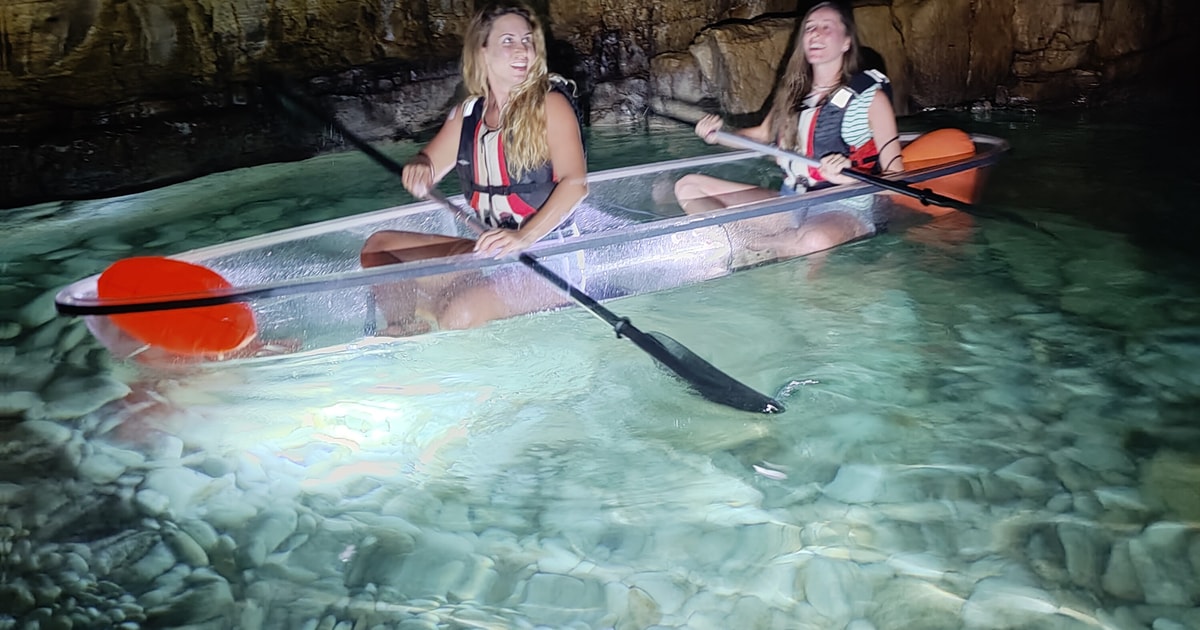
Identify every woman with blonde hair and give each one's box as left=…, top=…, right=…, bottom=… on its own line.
left=675, top=1, right=902, bottom=257
left=361, top=2, right=587, bottom=333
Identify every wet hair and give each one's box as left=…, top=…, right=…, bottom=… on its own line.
left=461, top=2, right=551, bottom=178
left=768, top=1, right=864, bottom=151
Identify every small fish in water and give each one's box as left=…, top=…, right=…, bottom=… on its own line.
left=753, top=463, right=788, bottom=480
left=339, top=544, right=357, bottom=563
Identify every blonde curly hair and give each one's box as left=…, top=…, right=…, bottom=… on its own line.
left=460, top=2, right=552, bottom=178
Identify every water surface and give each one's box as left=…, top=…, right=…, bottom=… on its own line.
left=2, top=108, right=1198, bottom=630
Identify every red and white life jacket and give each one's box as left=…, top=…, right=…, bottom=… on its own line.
left=454, top=77, right=583, bottom=229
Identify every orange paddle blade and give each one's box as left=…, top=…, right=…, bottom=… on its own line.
left=97, top=256, right=256, bottom=355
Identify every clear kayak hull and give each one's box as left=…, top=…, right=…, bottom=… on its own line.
left=55, top=131, right=1010, bottom=365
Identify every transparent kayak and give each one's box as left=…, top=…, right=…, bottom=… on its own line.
left=54, top=131, right=1010, bottom=365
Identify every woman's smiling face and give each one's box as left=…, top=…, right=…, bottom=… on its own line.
left=802, top=6, right=851, bottom=68
left=482, top=13, right=535, bottom=91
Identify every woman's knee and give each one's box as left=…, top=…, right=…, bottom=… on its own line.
left=362, top=231, right=403, bottom=254
left=796, top=228, right=840, bottom=255
left=436, top=298, right=495, bottom=330
left=673, top=176, right=691, bottom=201
left=361, top=231, right=405, bottom=267
left=794, top=220, right=862, bottom=255
left=674, top=174, right=707, bottom=201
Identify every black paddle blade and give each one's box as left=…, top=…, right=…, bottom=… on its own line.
left=626, top=329, right=784, bottom=414
left=514, top=253, right=781, bottom=413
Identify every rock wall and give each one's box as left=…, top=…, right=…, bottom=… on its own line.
left=658, top=0, right=1197, bottom=116
left=1, top=0, right=1195, bottom=208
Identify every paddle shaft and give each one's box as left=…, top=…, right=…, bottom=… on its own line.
left=653, top=107, right=973, bottom=210
left=272, top=80, right=406, bottom=180
left=707, top=129, right=1057, bottom=239
left=427, top=181, right=783, bottom=416
left=515, top=253, right=674, bottom=355
left=713, top=131, right=974, bottom=211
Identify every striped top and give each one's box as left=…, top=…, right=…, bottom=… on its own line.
left=784, top=80, right=882, bottom=189
left=796, top=82, right=880, bottom=157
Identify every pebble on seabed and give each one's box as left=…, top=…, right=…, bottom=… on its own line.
left=8, top=393, right=1200, bottom=628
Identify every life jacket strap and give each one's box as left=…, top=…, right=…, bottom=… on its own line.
left=462, top=182, right=544, bottom=196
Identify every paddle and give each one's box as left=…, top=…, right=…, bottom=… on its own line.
left=95, top=256, right=257, bottom=355
left=652, top=107, right=1056, bottom=239
left=713, top=131, right=1056, bottom=238
left=269, top=81, right=784, bottom=414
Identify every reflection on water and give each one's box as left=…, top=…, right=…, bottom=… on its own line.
left=3, top=113, right=1200, bottom=629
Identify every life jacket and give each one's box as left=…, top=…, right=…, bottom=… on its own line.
left=455, top=76, right=584, bottom=229
left=785, top=69, right=892, bottom=190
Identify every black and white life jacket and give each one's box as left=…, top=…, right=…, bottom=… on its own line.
left=784, top=69, right=891, bottom=190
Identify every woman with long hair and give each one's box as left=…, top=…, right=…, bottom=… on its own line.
left=360, top=2, right=587, bottom=333
left=675, top=1, right=902, bottom=257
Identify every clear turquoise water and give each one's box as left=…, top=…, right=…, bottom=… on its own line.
left=2, top=107, right=1199, bottom=629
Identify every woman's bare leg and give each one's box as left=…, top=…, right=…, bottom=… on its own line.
left=360, top=230, right=476, bottom=267
left=675, top=173, right=828, bottom=265
left=673, top=174, right=777, bottom=214
left=729, top=209, right=873, bottom=270
left=360, top=230, right=477, bottom=336
left=764, top=211, right=873, bottom=258
left=673, top=175, right=874, bottom=269
left=433, top=269, right=569, bottom=331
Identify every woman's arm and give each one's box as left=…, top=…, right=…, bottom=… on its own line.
left=868, top=91, right=903, bottom=174
left=401, top=104, right=466, bottom=198
left=695, top=112, right=774, bottom=146
left=474, top=91, right=587, bottom=257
